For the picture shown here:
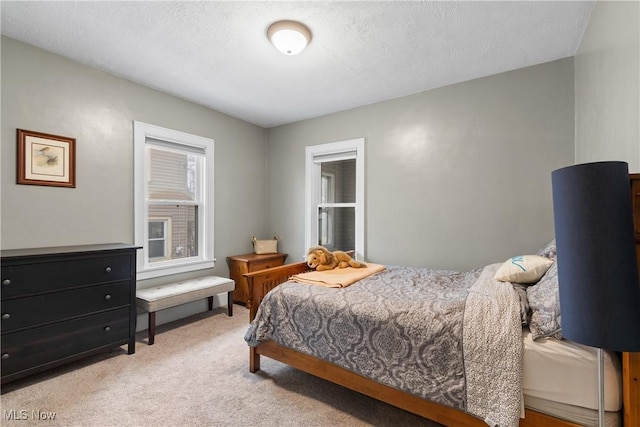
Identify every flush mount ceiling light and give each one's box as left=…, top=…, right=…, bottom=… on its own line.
left=267, top=20, right=312, bottom=55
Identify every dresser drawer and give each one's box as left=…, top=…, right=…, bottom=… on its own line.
left=1, top=308, right=130, bottom=377
left=1, top=281, right=131, bottom=333
left=1, top=254, right=131, bottom=298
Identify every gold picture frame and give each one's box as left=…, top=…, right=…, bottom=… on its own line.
left=17, top=129, right=76, bottom=188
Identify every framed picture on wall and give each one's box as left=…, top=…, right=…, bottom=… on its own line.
left=17, top=129, right=76, bottom=188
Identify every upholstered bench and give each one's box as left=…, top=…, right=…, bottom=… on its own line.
left=136, top=276, right=235, bottom=345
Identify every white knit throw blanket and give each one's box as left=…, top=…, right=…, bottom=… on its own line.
left=463, top=263, right=523, bottom=427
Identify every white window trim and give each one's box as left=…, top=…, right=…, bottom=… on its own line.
left=305, top=138, right=365, bottom=261
left=134, top=121, right=215, bottom=280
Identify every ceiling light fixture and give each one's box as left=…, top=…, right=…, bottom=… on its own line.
left=267, top=20, right=312, bottom=56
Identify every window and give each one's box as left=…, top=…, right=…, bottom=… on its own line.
left=319, top=172, right=335, bottom=246
left=305, top=138, right=365, bottom=260
left=148, top=218, right=170, bottom=261
left=134, top=121, right=215, bottom=279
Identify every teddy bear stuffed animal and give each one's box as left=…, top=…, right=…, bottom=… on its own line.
left=306, top=246, right=367, bottom=271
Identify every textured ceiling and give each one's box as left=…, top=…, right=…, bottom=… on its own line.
left=1, top=1, right=595, bottom=128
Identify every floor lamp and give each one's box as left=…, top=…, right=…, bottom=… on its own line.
left=551, top=161, right=640, bottom=427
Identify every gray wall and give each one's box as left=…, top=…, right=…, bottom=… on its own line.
left=1, top=36, right=268, bottom=327
left=266, top=59, right=575, bottom=271
left=7, top=1, right=636, bottom=326
left=575, top=0, right=640, bottom=171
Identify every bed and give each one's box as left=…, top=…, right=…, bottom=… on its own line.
left=243, top=175, right=640, bottom=427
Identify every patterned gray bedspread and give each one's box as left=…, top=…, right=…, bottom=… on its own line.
left=245, top=264, right=522, bottom=426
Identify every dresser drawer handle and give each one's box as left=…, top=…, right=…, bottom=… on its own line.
left=1, top=314, right=10, bottom=320
left=105, top=267, right=112, bottom=273
left=104, top=294, right=112, bottom=301
left=104, top=326, right=111, bottom=333
left=1, top=353, right=9, bottom=360
left=2, top=279, right=10, bottom=286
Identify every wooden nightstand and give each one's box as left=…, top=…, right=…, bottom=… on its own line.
left=227, top=253, right=287, bottom=309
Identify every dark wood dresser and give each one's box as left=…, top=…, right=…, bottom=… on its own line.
left=627, top=174, right=640, bottom=425
left=631, top=174, right=640, bottom=268
left=1, top=243, right=140, bottom=384
left=227, top=253, right=287, bottom=308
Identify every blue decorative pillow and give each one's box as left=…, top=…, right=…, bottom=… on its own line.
left=527, top=262, right=562, bottom=340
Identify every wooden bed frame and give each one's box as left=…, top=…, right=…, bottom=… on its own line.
left=245, top=262, right=639, bottom=426
left=245, top=175, right=640, bottom=427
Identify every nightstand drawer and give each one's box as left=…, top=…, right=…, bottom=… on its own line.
left=1, top=254, right=131, bottom=298
left=1, top=308, right=130, bottom=377
left=1, top=281, right=131, bottom=333
left=249, top=259, right=281, bottom=272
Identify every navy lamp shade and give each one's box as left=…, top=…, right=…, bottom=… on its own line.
left=551, top=161, right=640, bottom=352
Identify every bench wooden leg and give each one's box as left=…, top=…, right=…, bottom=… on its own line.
left=206, top=294, right=232, bottom=316
left=148, top=311, right=156, bottom=345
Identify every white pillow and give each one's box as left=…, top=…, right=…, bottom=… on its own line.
left=494, top=255, right=553, bottom=284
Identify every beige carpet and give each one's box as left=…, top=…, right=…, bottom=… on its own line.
left=1, top=307, right=443, bottom=427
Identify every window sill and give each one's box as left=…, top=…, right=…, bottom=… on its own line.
left=136, top=259, right=215, bottom=280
